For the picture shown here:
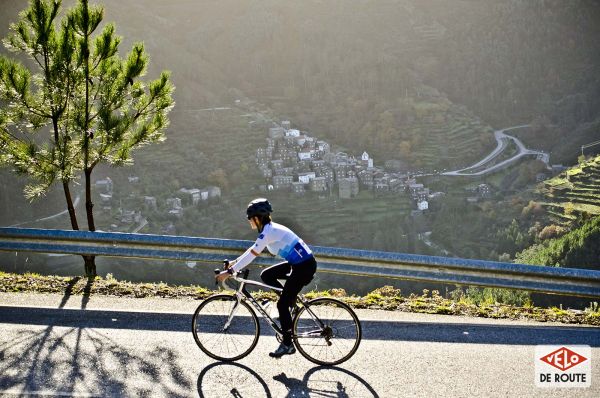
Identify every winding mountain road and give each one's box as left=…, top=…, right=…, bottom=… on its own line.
left=8, top=193, right=82, bottom=228
left=442, top=125, right=549, bottom=176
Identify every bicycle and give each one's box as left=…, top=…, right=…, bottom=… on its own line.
left=191, top=268, right=362, bottom=366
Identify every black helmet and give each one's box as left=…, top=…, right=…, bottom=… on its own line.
left=246, top=198, right=273, bottom=219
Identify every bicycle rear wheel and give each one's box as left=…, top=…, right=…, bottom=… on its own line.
left=293, top=297, right=361, bottom=365
left=192, top=294, right=260, bottom=362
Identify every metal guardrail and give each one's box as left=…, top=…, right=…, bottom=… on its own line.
left=1, top=227, right=600, bottom=298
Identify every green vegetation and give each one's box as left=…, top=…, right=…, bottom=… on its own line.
left=0, top=0, right=174, bottom=275
left=1, top=271, right=597, bottom=325
left=1, top=1, right=599, bottom=283
left=516, top=215, right=600, bottom=269
left=539, top=154, right=600, bottom=222
left=450, top=286, right=531, bottom=307
left=264, top=190, right=414, bottom=250
left=429, top=195, right=538, bottom=260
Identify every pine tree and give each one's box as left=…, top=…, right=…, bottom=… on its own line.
left=0, top=0, right=174, bottom=276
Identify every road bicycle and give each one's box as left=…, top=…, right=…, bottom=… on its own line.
left=191, top=268, right=362, bottom=366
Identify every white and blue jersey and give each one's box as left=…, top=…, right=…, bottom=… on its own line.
left=231, top=222, right=313, bottom=272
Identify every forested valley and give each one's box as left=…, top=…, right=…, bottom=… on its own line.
left=1, top=0, right=599, bottom=299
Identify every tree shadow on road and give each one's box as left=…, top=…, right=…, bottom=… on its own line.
left=57, top=276, right=94, bottom=310
left=0, top=325, right=192, bottom=397
left=196, top=362, right=380, bottom=398
left=3, top=306, right=598, bottom=347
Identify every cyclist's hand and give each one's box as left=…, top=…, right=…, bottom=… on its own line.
left=223, top=260, right=233, bottom=270
left=215, top=271, right=231, bottom=284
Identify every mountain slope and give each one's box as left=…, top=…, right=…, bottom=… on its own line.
left=539, top=154, right=600, bottom=222
left=2, top=0, right=599, bottom=171
left=516, top=215, right=600, bottom=270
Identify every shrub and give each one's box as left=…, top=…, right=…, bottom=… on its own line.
left=538, top=224, right=566, bottom=240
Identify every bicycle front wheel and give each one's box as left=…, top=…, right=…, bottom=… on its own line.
left=192, top=294, right=260, bottom=362
left=293, top=297, right=361, bottom=366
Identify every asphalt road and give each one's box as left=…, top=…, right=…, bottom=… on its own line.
left=0, top=293, right=598, bottom=397
left=442, top=125, right=549, bottom=176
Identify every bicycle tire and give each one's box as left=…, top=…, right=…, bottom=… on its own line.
left=292, top=297, right=362, bottom=366
left=192, top=294, right=260, bottom=362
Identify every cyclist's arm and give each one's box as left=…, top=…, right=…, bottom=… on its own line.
left=230, top=233, right=269, bottom=272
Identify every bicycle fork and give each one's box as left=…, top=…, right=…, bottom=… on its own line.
left=223, top=294, right=243, bottom=331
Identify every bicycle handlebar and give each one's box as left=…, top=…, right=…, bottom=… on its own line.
left=214, top=267, right=250, bottom=291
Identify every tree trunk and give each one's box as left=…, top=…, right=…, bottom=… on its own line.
left=84, top=169, right=95, bottom=232
left=83, top=255, right=96, bottom=277
left=62, top=181, right=95, bottom=276
left=62, top=181, right=79, bottom=230
left=84, top=168, right=97, bottom=277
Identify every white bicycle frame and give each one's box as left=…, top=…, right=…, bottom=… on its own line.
left=219, top=270, right=325, bottom=338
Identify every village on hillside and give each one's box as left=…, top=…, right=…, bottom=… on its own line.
left=94, top=176, right=221, bottom=234
left=254, top=121, right=494, bottom=211
left=90, top=118, right=516, bottom=234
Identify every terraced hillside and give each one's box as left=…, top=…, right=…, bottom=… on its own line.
left=265, top=190, right=414, bottom=250
left=399, top=105, right=494, bottom=170
left=540, top=154, right=600, bottom=222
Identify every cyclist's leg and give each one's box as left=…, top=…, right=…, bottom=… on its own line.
left=260, top=261, right=290, bottom=290
left=278, top=259, right=317, bottom=345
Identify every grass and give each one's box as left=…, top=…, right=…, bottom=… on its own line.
left=1, top=271, right=598, bottom=326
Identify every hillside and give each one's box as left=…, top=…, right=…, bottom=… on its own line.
left=1, top=0, right=600, bottom=268
left=539, top=154, right=600, bottom=223
left=3, top=0, right=599, bottom=172
left=516, top=215, right=600, bottom=270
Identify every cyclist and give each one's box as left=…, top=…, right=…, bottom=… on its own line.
left=216, top=198, right=317, bottom=358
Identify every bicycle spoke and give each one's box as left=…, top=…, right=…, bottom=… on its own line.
left=192, top=295, right=260, bottom=361
left=293, top=298, right=361, bottom=365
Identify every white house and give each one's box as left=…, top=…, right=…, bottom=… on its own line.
left=317, top=141, right=331, bottom=153
left=179, top=188, right=202, bottom=205
left=207, top=186, right=222, bottom=198
left=298, top=151, right=313, bottom=161
left=361, top=152, right=373, bottom=167
left=286, top=129, right=300, bottom=137
left=361, top=151, right=374, bottom=168
left=298, top=172, right=316, bottom=184
left=166, top=197, right=182, bottom=210
left=417, top=201, right=429, bottom=211
left=304, top=135, right=316, bottom=144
